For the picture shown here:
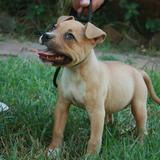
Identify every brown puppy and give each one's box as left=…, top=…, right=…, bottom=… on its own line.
left=37, top=16, right=160, bottom=158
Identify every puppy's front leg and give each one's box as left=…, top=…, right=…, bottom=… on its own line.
left=86, top=106, right=105, bottom=158
left=47, top=99, right=70, bottom=158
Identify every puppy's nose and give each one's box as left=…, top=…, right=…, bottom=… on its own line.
left=41, top=32, right=53, bottom=44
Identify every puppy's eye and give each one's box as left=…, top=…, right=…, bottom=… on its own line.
left=64, top=33, right=75, bottom=40
left=50, top=25, right=56, bottom=31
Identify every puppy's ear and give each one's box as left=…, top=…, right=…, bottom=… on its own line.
left=85, top=22, right=106, bottom=44
left=57, top=16, right=75, bottom=24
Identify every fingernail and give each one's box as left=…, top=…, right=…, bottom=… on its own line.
left=80, top=0, right=90, bottom=5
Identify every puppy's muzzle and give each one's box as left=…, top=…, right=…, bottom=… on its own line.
left=40, top=32, right=53, bottom=45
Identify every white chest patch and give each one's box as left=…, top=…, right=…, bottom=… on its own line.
left=61, top=68, right=86, bottom=108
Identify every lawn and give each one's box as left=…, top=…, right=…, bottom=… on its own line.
left=0, top=56, right=160, bottom=160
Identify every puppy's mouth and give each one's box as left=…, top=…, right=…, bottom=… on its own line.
left=36, top=49, right=72, bottom=66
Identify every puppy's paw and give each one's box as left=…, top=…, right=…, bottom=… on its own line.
left=46, top=148, right=60, bottom=159
left=105, top=114, right=114, bottom=125
left=85, top=152, right=99, bottom=160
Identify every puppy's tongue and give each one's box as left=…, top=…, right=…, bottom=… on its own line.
left=36, top=49, right=56, bottom=56
left=36, top=49, right=66, bottom=63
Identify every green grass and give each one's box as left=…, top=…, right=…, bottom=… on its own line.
left=0, top=57, right=160, bottom=159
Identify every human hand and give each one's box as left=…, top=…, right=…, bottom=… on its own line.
left=72, top=0, right=105, bottom=14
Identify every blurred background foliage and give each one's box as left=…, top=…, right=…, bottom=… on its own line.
left=0, top=0, right=72, bottom=36
left=0, top=0, right=160, bottom=50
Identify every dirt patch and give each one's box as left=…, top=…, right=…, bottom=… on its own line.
left=96, top=49, right=160, bottom=70
left=0, top=39, right=24, bottom=56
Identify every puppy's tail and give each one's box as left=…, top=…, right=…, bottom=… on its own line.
left=140, top=70, right=160, bottom=104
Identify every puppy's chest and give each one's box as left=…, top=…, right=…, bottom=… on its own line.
left=61, top=70, right=86, bottom=108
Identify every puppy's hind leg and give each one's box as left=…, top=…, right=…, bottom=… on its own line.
left=105, top=114, right=114, bottom=125
left=131, top=99, right=148, bottom=142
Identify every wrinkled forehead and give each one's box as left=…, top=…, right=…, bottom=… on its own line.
left=57, top=20, right=85, bottom=32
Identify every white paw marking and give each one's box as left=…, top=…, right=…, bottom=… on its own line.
left=47, top=148, right=60, bottom=159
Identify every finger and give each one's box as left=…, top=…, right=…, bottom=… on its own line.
left=77, top=7, right=83, bottom=14
left=92, top=0, right=105, bottom=12
left=77, top=7, right=89, bottom=15
left=80, top=0, right=90, bottom=7
left=72, top=0, right=80, bottom=11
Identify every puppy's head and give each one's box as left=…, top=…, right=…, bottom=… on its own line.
left=38, top=16, right=106, bottom=67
